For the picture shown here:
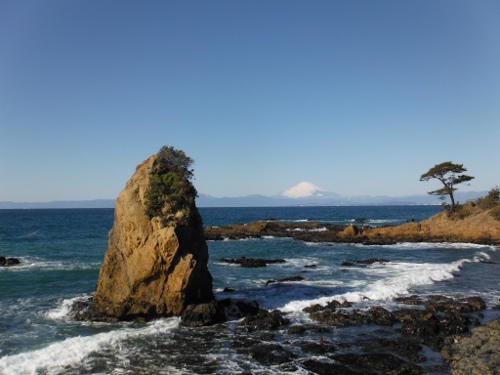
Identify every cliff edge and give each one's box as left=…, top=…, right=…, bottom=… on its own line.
left=363, top=207, right=500, bottom=244
left=90, top=151, right=222, bottom=323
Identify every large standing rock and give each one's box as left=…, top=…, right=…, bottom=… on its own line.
left=91, top=155, right=220, bottom=322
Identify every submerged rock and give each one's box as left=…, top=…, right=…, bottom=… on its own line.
left=301, top=359, right=359, bottom=375
left=341, top=258, right=389, bottom=266
left=180, top=300, right=227, bottom=327
left=333, top=353, right=424, bottom=375
left=265, top=275, right=304, bottom=286
left=244, top=309, right=290, bottom=332
left=88, top=149, right=223, bottom=322
left=249, top=343, right=296, bottom=366
left=219, top=256, right=285, bottom=268
left=0, top=256, right=20, bottom=267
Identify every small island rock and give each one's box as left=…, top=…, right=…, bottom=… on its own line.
left=91, top=150, right=224, bottom=323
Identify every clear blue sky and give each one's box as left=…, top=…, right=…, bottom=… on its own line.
left=1, top=1, right=499, bottom=201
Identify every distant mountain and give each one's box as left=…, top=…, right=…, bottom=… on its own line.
left=196, top=184, right=487, bottom=207
left=1, top=188, right=487, bottom=209
left=0, top=199, right=116, bottom=209
left=281, top=182, right=327, bottom=198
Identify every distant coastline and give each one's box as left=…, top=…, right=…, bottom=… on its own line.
left=0, top=190, right=486, bottom=209
left=0, top=199, right=116, bottom=209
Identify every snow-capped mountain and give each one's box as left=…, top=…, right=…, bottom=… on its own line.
left=280, top=182, right=327, bottom=198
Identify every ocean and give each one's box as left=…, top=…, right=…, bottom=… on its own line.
left=0, top=206, right=499, bottom=374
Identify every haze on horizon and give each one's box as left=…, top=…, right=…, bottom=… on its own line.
left=1, top=1, right=499, bottom=203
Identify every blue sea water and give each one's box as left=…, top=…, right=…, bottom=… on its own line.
left=0, top=206, right=499, bottom=374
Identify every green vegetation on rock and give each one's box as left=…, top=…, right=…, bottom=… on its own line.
left=474, top=186, right=500, bottom=221
left=445, top=186, right=500, bottom=221
left=145, top=146, right=198, bottom=225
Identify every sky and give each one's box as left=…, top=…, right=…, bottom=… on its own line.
left=1, top=1, right=499, bottom=202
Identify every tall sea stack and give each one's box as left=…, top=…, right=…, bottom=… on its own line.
left=91, top=147, right=222, bottom=323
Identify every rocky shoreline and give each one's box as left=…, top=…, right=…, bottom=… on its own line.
left=204, top=212, right=500, bottom=245
left=66, top=289, right=499, bottom=374
left=200, top=216, right=500, bottom=373
left=198, top=293, right=497, bottom=374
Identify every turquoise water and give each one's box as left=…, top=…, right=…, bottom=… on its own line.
left=0, top=206, right=499, bottom=374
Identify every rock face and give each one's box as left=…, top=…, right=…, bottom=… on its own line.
left=91, top=155, right=217, bottom=321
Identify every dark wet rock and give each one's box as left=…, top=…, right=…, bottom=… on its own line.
left=309, top=309, right=364, bottom=327
left=70, top=298, right=119, bottom=322
left=362, top=238, right=397, bottom=245
left=394, top=295, right=423, bottom=305
left=354, top=217, right=368, bottom=223
left=235, top=300, right=261, bottom=317
left=333, top=353, right=424, bottom=375
left=360, top=338, right=426, bottom=363
left=437, top=311, right=476, bottom=336
left=304, top=264, right=317, bottom=268
left=357, top=258, right=389, bottom=264
left=222, top=287, right=236, bottom=293
left=180, top=300, right=227, bottom=327
left=205, top=221, right=345, bottom=241
left=243, top=309, right=290, bottom=332
left=366, top=306, right=396, bottom=326
left=219, top=256, right=285, bottom=268
left=302, top=304, right=325, bottom=314
left=0, top=256, right=20, bottom=267
left=301, top=359, right=364, bottom=375
left=249, top=343, right=296, bottom=366
left=288, top=324, right=332, bottom=335
left=396, top=309, right=441, bottom=336
left=230, top=337, right=263, bottom=350
left=393, top=296, right=486, bottom=351
left=300, top=341, right=336, bottom=355
left=340, top=261, right=355, bottom=266
left=424, top=295, right=486, bottom=313
left=265, top=275, right=304, bottom=286
left=219, top=299, right=260, bottom=319
left=342, top=258, right=389, bottom=266
left=303, top=300, right=352, bottom=314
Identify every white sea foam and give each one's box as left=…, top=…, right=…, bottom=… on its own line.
left=0, top=257, right=101, bottom=272
left=0, top=318, right=179, bottom=375
left=389, top=242, right=493, bottom=249
left=475, top=252, right=491, bottom=260
left=308, top=227, right=328, bottom=232
left=280, top=258, right=468, bottom=313
left=46, top=295, right=91, bottom=321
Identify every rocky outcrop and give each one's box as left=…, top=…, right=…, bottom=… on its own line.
left=204, top=221, right=346, bottom=241
left=0, top=256, right=20, bottom=267
left=89, top=155, right=223, bottom=323
left=364, top=209, right=500, bottom=244
left=205, top=207, right=500, bottom=245
left=219, top=256, right=286, bottom=268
